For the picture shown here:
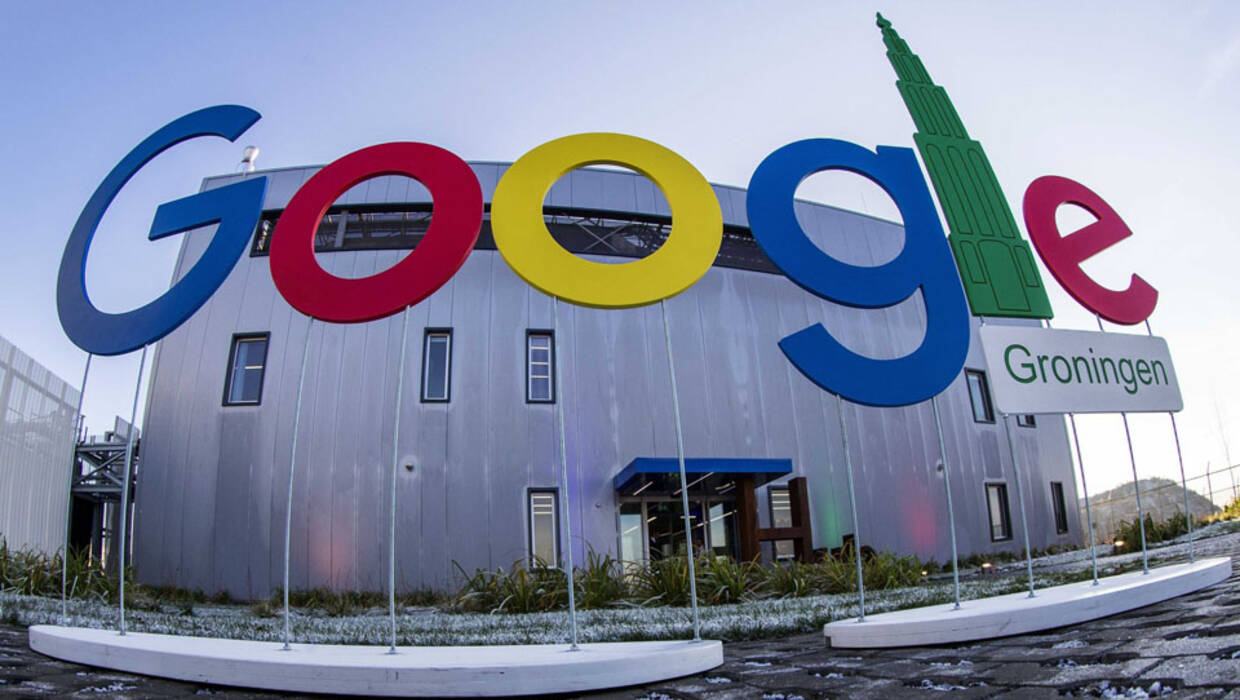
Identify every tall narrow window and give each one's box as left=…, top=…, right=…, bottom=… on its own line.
left=421, top=330, right=452, bottom=402
left=528, top=490, right=559, bottom=566
left=526, top=331, right=554, bottom=403
left=618, top=502, right=645, bottom=564
left=768, top=486, right=795, bottom=560
left=223, top=334, right=269, bottom=405
left=966, top=370, right=995, bottom=423
left=986, top=483, right=1012, bottom=541
left=1050, top=481, right=1069, bottom=534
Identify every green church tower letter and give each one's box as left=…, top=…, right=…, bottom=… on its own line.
left=876, top=13, right=1053, bottom=319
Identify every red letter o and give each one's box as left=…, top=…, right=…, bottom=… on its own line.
left=269, top=142, right=482, bottom=323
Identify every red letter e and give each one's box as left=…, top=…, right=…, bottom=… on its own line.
left=1023, top=175, right=1157, bottom=325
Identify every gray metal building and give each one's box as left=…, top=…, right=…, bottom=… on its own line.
left=133, top=163, right=1081, bottom=598
left=0, top=334, right=80, bottom=555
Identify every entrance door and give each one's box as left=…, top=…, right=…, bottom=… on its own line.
left=618, top=498, right=737, bottom=563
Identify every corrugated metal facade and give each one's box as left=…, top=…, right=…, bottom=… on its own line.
left=134, top=164, right=1080, bottom=598
left=0, top=334, right=80, bottom=554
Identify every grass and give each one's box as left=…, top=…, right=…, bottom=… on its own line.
left=3, top=516, right=1236, bottom=645
left=0, top=548, right=1170, bottom=646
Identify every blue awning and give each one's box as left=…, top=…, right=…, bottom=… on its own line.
left=612, top=457, right=793, bottom=495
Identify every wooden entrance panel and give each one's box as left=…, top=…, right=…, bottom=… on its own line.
left=736, top=476, right=814, bottom=562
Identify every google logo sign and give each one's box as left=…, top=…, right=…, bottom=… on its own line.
left=56, top=104, right=1155, bottom=409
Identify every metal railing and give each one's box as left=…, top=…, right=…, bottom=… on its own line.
left=1082, top=462, right=1239, bottom=512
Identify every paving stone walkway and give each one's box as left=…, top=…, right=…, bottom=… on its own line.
left=3, top=537, right=1238, bottom=698
left=578, top=540, right=1240, bottom=699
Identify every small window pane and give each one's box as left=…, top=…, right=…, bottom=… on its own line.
left=1051, top=481, right=1069, bottom=534
left=708, top=501, right=737, bottom=556
left=769, top=486, right=795, bottom=560
left=987, top=483, right=1012, bottom=541
left=530, top=377, right=550, bottom=401
left=422, top=332, right=451, bottom=401
left=529, top=491, right=558, bottom=566
left=527, top=332, right=554, bottom=403
left=966, top=370, right=995, bottom=423
left=1017, top=414, right=1036, bottom=428
left=619, top=503, right=644, bottom=564
left=225, top=336, right=268, bottom=405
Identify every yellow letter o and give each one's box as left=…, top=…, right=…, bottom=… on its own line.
left=491, top=133, right=723, bottom=309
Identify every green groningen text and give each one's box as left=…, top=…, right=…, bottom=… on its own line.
left=1003, top=344, right=1168, bottom=395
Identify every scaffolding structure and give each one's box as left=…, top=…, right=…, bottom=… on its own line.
left=68, top=423, right=139, bottom=573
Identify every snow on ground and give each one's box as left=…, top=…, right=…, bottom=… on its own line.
left=3, top=527, right=1236, bottom=646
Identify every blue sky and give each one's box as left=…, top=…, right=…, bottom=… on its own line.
left=2, top=1, right=1239, bottom=500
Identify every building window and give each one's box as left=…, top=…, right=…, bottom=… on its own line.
left=986, top=483, right=1012, bottom=541
left=619, top=502, right=645, bottom=564
left=420, top=330, right=452, bottom=402
left=528, top=490, right=559, bottom=567
left=1050, top=481, right=1069, bottom=534
left=526, top=331, right=554, bottom=403
left=768, top=486, right=795, bottom=560
left=1016, top=414, right=1037, bottom=428
left=966, top=370, right=995, bottom=423
left=223, top=334, right=269, bottom=405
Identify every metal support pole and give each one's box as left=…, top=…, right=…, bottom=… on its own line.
left=1068, top=414, right=1099, bottom=584
left=1205, top=461, right=1214, bottom=510
left=1097, top=316, right=1148, bottom=574
left=553, top=298, right=580, bottom=650
left=660, top=299, right=701, bottom=641
left=1002, top=414, right=1036, bottom=597
left=282, top=320, right=314, bottom=650
left=1046, top=318, right=1098, bottom=583
left=61, top=353, right=91, bottom=622
left=117, top=346, right=147, bottom=635
left=1168, top=415, right=1193, bottom=563
left=1120, top=412, right=1150, bottom=574
left=836, top=395, right=866, bottom=620
left=1145, top=320, right=1193, bottom=563
left=387, top=307, right=411, bottom=654
left=930, top=396, right=961, bottom=609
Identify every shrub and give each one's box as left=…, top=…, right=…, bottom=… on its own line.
left=574, top=550, right=628, bottom=609
left=767, top=560, right=816, bottom=598
left=695, top=555, right=768, bottom=605
left=1113, top=510, right=1191, bottom=553
left=450, top=561, right=567, bottom=614
left=631, top=556, right=692, bottom=607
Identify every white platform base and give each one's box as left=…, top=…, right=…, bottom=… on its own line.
left=29, top=626, right=723, bottom=696
left=825, top=556, right=1231, bottom=649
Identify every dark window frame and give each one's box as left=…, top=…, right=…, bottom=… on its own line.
left=527, top=488, right=560, bottom=568
left=966, top=369, right=996, bottom=424
left=985, top=482, right=1013, bottom=542
left=221, top=333, right=270, bottom=406
left=1016, top=414, right=1037, bottom=428
left=525, top=330, right=555, bottom=404
left=1050, top=481, right=1069, bottom=534
left=419, top=328, right=453, bottom=403
left=248, top=204, right=782, bottom=275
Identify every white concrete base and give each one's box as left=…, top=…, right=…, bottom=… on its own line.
left=825, top=556, right=1231, bottom=649
left=29, top=626, right=723, bottom=696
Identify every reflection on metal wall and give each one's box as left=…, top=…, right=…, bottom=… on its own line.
left=135, top=164, right=1080, bottom=598
left=0, top=334, right=80, bottom=554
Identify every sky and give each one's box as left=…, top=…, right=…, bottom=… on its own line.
left=2, top=1, right=1238, bottom=504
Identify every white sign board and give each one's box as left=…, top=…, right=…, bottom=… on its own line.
left=978, top=326, right=1182, bottom=414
